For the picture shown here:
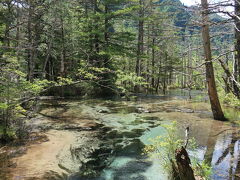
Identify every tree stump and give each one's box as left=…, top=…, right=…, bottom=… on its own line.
left=172, top=146, right=195, bottom=180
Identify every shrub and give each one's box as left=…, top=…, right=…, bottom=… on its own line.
left=143, top=121, right=211, bottom=180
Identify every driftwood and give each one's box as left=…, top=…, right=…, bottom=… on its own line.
left=171, top=127, right=196, bottom=180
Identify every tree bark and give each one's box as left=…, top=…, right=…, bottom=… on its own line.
left=135, top=0, right=144, bottom=92
left=60, top=16, right=65, bottom=77
left=4, top=1, right=12, bottom=48
left=201, top=0, right=226, bottom=121
left=234, top=0, right=240, bottom=94
left=27, top=0, right=35, bottom=82
left=218, top=59, right=240, bottom=98
left=152, top=34, right=155, bottom=90
left=173, top=146, right=196, bottom=180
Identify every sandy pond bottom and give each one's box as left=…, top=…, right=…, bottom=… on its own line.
left=1, top=94, right=240, bottom=180
left=10, top=130, right=76, bottom=179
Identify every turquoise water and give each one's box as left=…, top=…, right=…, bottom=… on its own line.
left=67, top=92, right=240, bottom=180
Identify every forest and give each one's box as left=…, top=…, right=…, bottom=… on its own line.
left=0, top=0, right=240, bottom=179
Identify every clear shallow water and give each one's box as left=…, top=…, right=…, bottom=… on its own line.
left=67, top=92, right=240, bottom=180
left=3, top=90, right=240, bottom=180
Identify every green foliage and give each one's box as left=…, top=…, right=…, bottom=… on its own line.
left=56, top=77, right=74, bottom=86
left=78, top=68, right=98, bottom=80
left=143, top=122, right=211, bottom=179
left=219, top=90, right=240, bottom=108
left=192, top=160, right=212, bottom=180
left=144, top=122, right=188, bottom=171
left=0, top=55, right=50, bottom=140
left=78, top=67, right=112, bottom=81
left=116, top=70, right=147, bottom=93
left=0, top=125, right=16, bottom=140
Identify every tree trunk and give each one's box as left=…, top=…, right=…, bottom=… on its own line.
left=172, top=128, right=195, bottom=180
left=135, top=0, right=144, bottom=92
left=152, top=35, right=155, bottom=90
left=27, top=0, right=35, bottom=82
left=4, top=1, right=12, bottom=48
left=234, top=0, right=240, bottom=95
left=104, top=4, right=109, bottom=45
left=16, top=4, right=20, bottom=61
left=218, top=59, right=240, bottom=98
left=201, top=0, right=226, bottom=121
left=94, top=0, right=100, bottom=54
left=60, top=16, right=65, bottom=77
left=224, top=54, right=230, bottom=93
left=172, top=146, right=196, bottom=180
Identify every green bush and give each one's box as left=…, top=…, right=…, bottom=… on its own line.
left=143, top=121, right=211, bottom=179
left=0, top=55, right=50, bottom=142
left=219, top=90, right=240, bottom=108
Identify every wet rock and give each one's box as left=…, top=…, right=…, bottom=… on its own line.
left=97, top=109, right=110, bottom=113
left=136, top=107, right=149, bottom=113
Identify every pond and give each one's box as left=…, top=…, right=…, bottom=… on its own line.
left=2, top=90, right=240, bottom=180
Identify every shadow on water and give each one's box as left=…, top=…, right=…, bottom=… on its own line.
left=70, top=159, right=152, bottom=180
left=108, top=160, right=151, bottom=180
left=2, top=91, right=240, bottom=180
left=70, top=140, right=151, bottom=180
left=62, top=94, right=240, bottom=180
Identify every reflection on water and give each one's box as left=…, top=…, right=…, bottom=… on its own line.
left=57, top=93, right=240, bottom=180
left=70, top=94, right=240, bottom=180
left=205, top=125, right=240, bottom=180
left=4, top=91, right=240, bottom=180
left=40, top=92, right=240, bottom=180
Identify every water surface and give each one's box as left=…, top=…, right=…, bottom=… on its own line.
left=2, top=91, right=240, bottom=180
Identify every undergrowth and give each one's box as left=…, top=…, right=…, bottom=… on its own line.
left=143, top=121, right=212, bottom=180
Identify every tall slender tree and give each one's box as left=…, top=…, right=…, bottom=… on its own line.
left=234, top=0, right=240, bottom=95
left=201, top=0, right=226, bottom=120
